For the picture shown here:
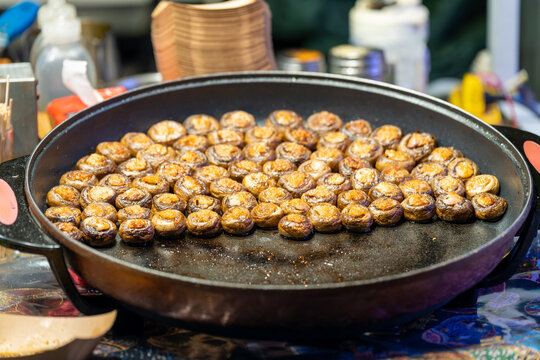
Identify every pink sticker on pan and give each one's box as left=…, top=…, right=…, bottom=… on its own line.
left=524, top=141, right=540, bottom=174
left=0, top=179, right=18, bottom=225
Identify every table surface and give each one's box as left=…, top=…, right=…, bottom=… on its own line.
left=1, top=230, right=539, bottom=360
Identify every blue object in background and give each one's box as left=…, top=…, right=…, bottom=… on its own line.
left=0, top=1, right=39, bottom=49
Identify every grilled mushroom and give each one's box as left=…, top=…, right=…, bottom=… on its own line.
left=399, top=179, right=434, bottom=198
left=375, top=149, right=416, bottom=172
left=425, top=146, right=463, bottom=165
left=251, top=202, right=285, bottom=228
left=245, top=126, right=282, bottom=148
left=59, top=170, right=98, bottom=191
left=173, top=134, right=210, bottom=153
left=80, top=217, right=117, bottom=247
left=447, top=157, right=480, bottom=181
left=242, top=172, right=277, bottom=197
left=276, top=142, right=312, bottom=166
left=221, top=207, right=255, bottom=235
left=188, top=195, right=221, bottom=214
left=283, top=127, right=319, bottom=149
left=152, top=193, right=187, bottom=213
left=278, top=171, right=316, bottom=198
left=346, top=137, right=384, bottom=164
left=280, top=198, right=311, bottom=215
left=342, top=119, right=372, bottom=139
left=210, top=178, right=246, bottom=199
left=338, top=156, right=371, bottom=177
left=115, top=187, right=152, bottom=209
left=194, top=165, right=230, bottom=185
left=471, top=193, right=507, bottom=221
left=310, top=147, right=344, bottom=171
left=45, top=206, right=82, bottom=225
left=183, top=114, right=219, bottom=136
left=298, top=159, right=332, bottom=181
left=117, top=205, right=152, bottom=224
left=401, top=194, right=436, bottom=222
left=305, top=110, right=343, bottom=134
left=116, top=158, right=153, bottom=179
left=220, top=110, right=256, bottom=133
left=266, top=109, right=303, bottom=133
left=176, top=150, right=209, bottom=170
left=278, top=214, right=313, bottom=240
left=431, top=175, right=465, bottom=197
left=337, top=189, right=371, bottom=210
left=206, top=144, right=244, bottom=167
left=186, top=209, right=222, bottom=237
left=262, top=158, right=296, bottom=180
left=308, top=203, right=342, bottom=233
left=435, top=192, right=474, bottom=223
left=207, top=129, right=244, bottom=147
left=368, top=181, right=404, bottom=202
left=174, top=176, right=209, bottom=199
left=76, top=153, right=116, bottom=178
left=243, top=142, right=276, bottom=163
left=351, top=168, right=381, bottom=192
left=54, top=222, right=84, bottom=241
left=301, top=185, right=337, bottom=206
left=380, top=166, right=412, bottom=185
left=81, top=202, right=118, bottom=223
left=131, top=175, right=169, bottom=196
left=79, top=185, right=116, bottom=208
left=465, top=174, right=500, bottom=199
left=222, top=191, right=258, bottom=212
left=398, top=132, right=436, bottom=162
left=369, top=198, right=403, bottom=226
left=99, top=173, right=130, bottom=194
left=155, top=161, right=193, bottom=188
left=119, top=218, right=154, bottom=245
left=341, top=204, right=374, bottom=232
left=151, top=209, right=186, bottom=238
left=411, top=162, right=448, bottom=182
left=136, top=144, right=176, bottom=169
left=229, top=160, right=262, bottom=181
left=370, top=125, right=403, bottom=149
left=317, top=173, right=352, bottom=195
left=147, top=120, right=186, bottom=146
left=258, top=187, right=292, bottom=205
left=120, top=132, right=154, bottom=156
left=317, top=131, right=351, bottom=151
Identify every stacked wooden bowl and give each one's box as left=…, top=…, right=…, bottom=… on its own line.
left=151, top=0, right=276, bottom=81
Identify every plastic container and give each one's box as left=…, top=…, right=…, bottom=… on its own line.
left=35, top=17, right=97, bottom=113
left=349, top=0, right=429, bottom=91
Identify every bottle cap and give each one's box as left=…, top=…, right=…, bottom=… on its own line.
left=41, top=17, right=81, bottom=45
left=37, top=0, right=76, bottom=28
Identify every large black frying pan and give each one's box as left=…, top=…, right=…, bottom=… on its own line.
left=0, top=72, right=538, bottom=338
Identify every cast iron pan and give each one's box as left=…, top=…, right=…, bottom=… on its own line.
left=0, top=72, right=538, bottom=339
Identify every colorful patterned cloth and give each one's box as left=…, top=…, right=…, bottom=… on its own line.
left=1, top=232, right=539, bottom=359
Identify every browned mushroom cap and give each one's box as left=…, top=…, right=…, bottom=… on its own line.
left=99, top=173, right=131, bottom=194
left=280, top=198, right=311, bottom=215
left=251, top=202, right=285, bottom=228
left=194, top=165, right=230, bottom=185
left=411, top=162, right=448, bottom=182
left=229, top=160, right=262, bottom=181
left=398, top=132, right=437, bottom=162
left=81, top=202, right=118, bottom=223
left=283, top=127, right=319, bottom=149
left=278, top=213, right=313, bottom=240
left=375, top=149, right=416, bottom=172
left=368, top=181, right=404, bottom=202
left=447, top=157, right=480, bottom=181
left=310, top=147, right=344, bottom=171
left=401, top=194, right=436, bottom=222
left=380, top=166, right=412, bottom=185
left=115, top=187, right=152, bottom=209
left=54, top=222, right=84, bottom=241
left=465, top=174, right=500, bottom=199
left=338, top=156, right=371, bottom=177
left=151, top=209, right=186, bottom=238
left=117, top=205, right=152, bottom=224
left=301, top=185, right=337, bottom=206
left=117, top=158, right=153, bottom=179
left=399, top=179, right=434, bottom=198
left=120, top=132, right=154, bottom=156
left=305, top=110, right=343, bottom=134
left=206, top=144, right=244, bottom=168
left=425, top=147, right=463, bottom=165
left=431, top=175, right=465, bottom=197
left=371, top=125, right=403, bottom=149
left=243, top=142, right=276, bottom=164
left=176, top=150, right=209, bottom=170
left=220, top=110, right=256, bottom=133
left=136, top=144, right=177, bottom=169
left=152, top=193, right=187, bottom=213
left=79, top=185, right=117, bottom=208
left=471, top=193, right=507, bottom=221
left=207, top=129, right=244, bottom=147
left=174, top=176, right=208, bottom=199
left=60, top=170, right=98, bottom=191
left=342, top=119, right=373, bottom=139
left=351, top=167, right=381, bottom=192
left=45, top=206, right=82, bottom=225
left=221, top=207, right=255, bottom=235
left=183, top=114, right=219, bottom=136
left=278, top=171, right=316, bottom=198
left=308, top=203, right=342, bottom=233
left=76, top=153, right=116, bottom=178
left=155, top=161, right=193, bottom=188
left=96, top=141, right=132, bottom=164
left=258, top=187, right=292, bottom=205
left=119, top=218, right=154, bottom=246
left=242, top=172, right=277, bottom=197
left=187, top=209, right=222, bottom=237
left=298, top=159, right=332, bottom=181
left=131, top=175, right=170, bottom=196
left=188, top=195, right=221, bottom=214
left=80, top=216, right=117, bottom=247
left=317, top=173, right=352, bottom=195
left=147, top=120, right=186, bottom=146
left=317, top=131, right=351, bottom=152
left=266, top=109, right=303, bottom=133
left=222, top=191, right=258, bottom=212
left=276, top=142, right=312, bottom=166
left=245, top=126, right=282, bottom=148
left=210, top=178, right=246, bottom=199
left=173, top=134, right=210, bottom=153
left=337, top=189, right=371, bottom=210
left=262, top=158, right=297, bottom=180
left=369, top=198, right=403, bottom=226
left=346, top=137, right=384, bottom=164
left=341, top=204, right=374, bottom=232
left=435, top=192, right=474, bottom=223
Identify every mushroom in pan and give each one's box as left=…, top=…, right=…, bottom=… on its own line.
left=431, top=175, right=465, bottom=197
left=243, top=142, right=276, bottom=163
left=301, top=185, right=337, bottom=206
left=401, top=194, right=436, bottom=222
left=262, top=158, right=296, bottom=180
left=297, top=159, right=332, bottom=181
left=186, top=209, right=222, bottom=237
left=119, top=218, right=154, bottom=246
left=96, top=141, right=132, bottom=164
left=369, top=198, right=403, bottom=226
left=147, top=120, right=186, bottom=146
left=471, top=193, right=507, bottom=221
left=245, top=126, right=282, bottom=148
left=280, top=198, right=311, bottom=215
left=80, top=216, right=117, bottom=247
left=188, top=195, right=221, bottom=214
left=45, top=206, right=82, bottom=225
left=210, top=178, right=246, bottom=199
left=152, top=193, right=187, bottom=213
left=398, top=132, right=436, bottom=161
left=183, top=114, right=219, bottom=136
left=338, top=156, right=371, bottom=177
left=76, top=153, right=116, bottom=178
left=206, top=144, right=244, bottom=168
left=120, top=132, right=154, bottom=156
left=368, top=181, right=405, bottom=202
left=81, top=202, right=118, bottom=223
left=79, top=185, right=118, bottom=209
left=117, top=205, right=152, bottom=224
left=375, top=149, right=415, bottom=172
left=115, top=187, right=152, bottom=209
left=229, top=159, right=262, bottom=181
left=447, top=157, right=480, bottom=181
left=308, top=203, right=342, bottom=233
left=46, top=185, right=80, bottom=208
left=194, top=165, right=230, bottom=185
left=131, top=174, right=170, bottom=196
left=341, top=204, right=374, bottom=232
left=278, top=171, right=316, bottom=198
left=346, top=137, right=384, bottom=164
left=305, top=110, right=343, bottom=134
left=337, top=189, right=371, bottom=210
left=251, top=202, right=285, bottom=228
left=136, top=143, right=176, bottom=169
left=220, top=110, right=256, bottom=133
left=242, top=172, right=277, bottom=197
left=380, top=166, right=412, bottom=185
left=59, top=170, right=98, bottom=191
left=283, top=127, right=319, bottom=150
left=116, top=157, right=153, bottom=179
left=278, top=213, right=313, bottom=240
left=155, top=161, right=193, bottom=188
left=174, top=175, right=209, bottom=199
left=351, top=167, right=381, bottom=192
left=310, top=147, right=344, bottom=171
left=399, top=179, right=434, bottom=198
left=342, top=119, right=373, bottom=139
left=54, top=222, right=84, bottom=241
left=207, top=128, right=244, bottom=147
left=411, top=162, right=448, bottom=182
left=99, top=173, right=131, bottom=194
left=221, top=206, right=255, bottom=235
left=465, top=174, right=500, bottom=199
left=370, top=125, right=403, bottom=149
left=276, top=141, right=312, bottom=166
left=317, top=131, right=351, bottom=152
left=151, top=209, right=186, bottom=238
left=173, top=134, right=210, bottom=153
left=317, top=173, right=352, bottom=195
left=435, top=192, right=474, bottom=223
left=266, top=109, right=303, bottom=134
left=222, top=191, right=258, bottom=212
left=425, top=146, right=463, bottom=165
left=176, top=150, right=209, bottom=170
left=258, top=187, right=292, bottom=205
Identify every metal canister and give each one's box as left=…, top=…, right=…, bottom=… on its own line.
left=328, top=44, right=391, bottom=82
left=277, top=49, right=326, bottom=72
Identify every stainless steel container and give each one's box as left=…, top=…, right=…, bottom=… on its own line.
left=277, top=49, right=326, bottom=72
left=328, top=44, right=391, bottom=82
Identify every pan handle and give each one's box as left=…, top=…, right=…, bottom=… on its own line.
left=0, top=156, right=114, bottom=315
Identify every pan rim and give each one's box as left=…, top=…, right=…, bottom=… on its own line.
left=26, top=71, right=534, bottom=291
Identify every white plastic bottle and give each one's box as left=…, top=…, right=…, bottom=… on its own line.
left=35, top=17, right=97, bottom=112
left=29, top=0, right=76, bottom=71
